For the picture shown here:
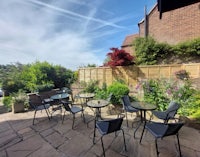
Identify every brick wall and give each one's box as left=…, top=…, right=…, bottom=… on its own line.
left=139, top=2, right=200, bottom=44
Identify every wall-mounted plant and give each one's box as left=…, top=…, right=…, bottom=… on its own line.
left=175, top=70, right=189, bottom=80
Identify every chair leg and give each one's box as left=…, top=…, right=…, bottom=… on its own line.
left=125, top=112, right=129, bottom=127
left=44, top=108, right=50, bottom=120
left=33, top=110, right=37, bottom=125
left=62, top=111, right=66, bottom=124
left=121, top=129, right=127, bottom=151
left=140, top=125, right=145, bottom=143
left=155, top=138, right=159, bottom=157
left=82, top=111, right=85, bottom=123
left=72, top=114, right=75, bottom=129
left=93, top=124, right=96, bottom=144
left=176, top=134, right=182, bottom=157
left=100, top=136, right=105, bottom=157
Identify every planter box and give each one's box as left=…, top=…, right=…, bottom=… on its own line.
left=12, top=102, right=24, bottom=113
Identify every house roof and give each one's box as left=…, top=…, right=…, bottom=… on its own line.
left=121, top=34, right=139, bottom=47
left=138, top=3, right=158, bottom=25
left=138, top=0, right=200, bottom=22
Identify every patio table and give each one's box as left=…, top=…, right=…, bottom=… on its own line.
left=131, top=101, right=156, bottom=143
left=50, top=93, right=69, bottom=116
left=79, top=93, right=95, bottom=103
left=87, top=99, right=110, bottom=143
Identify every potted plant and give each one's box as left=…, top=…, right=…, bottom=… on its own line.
left=12, top=91, right=28, bottom=113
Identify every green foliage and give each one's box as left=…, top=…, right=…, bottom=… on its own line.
left=142, top=78, right=200, bottom=119
left=12, top=90, right=29, bottom=106
left=182, top=90, right=200, bottom=117
left=133, top=37, right=200, bottom=65
left=79, top=64, right=97, bottom=68
left=143, top=79, right=169, bottom=111
left=134, top=37, right=172, bottom=65
left=173, top=38, right=200, bottom=55
left=107, top=81, right=129, bottom=105
left=95, top=83, right=109, bottom=100
left=2, top=96, right=12, bottom=111
left=0, top=61, right=75, bottom=94
left=1, top=63, right=26, bottom=95
left=73, top=71, right=79, bottom=82
left=81, top=80, right=99, bottom=93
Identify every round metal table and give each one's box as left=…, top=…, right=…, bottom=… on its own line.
left=131, top=101, right=156, bottom=142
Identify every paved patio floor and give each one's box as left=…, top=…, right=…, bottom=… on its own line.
left=0, top=105, right=200, bottom=157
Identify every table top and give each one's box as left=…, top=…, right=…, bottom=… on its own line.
left=79, top=93, right=95, bottom=99
left=87, top=99, right=109, bottom=108
left=131, top=101, right=156, bottom=111
left=51, top=93, right=69, bottom=100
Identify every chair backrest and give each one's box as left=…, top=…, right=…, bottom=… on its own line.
left=107, top=93, right=113, bottom=102
left=106, top=117, right=124, bottom=134
left=28, top=94, right=43, bottom=109
left=121, top=95, right=131, bottom=109
left=166, top=101, right=180, bottom=119
left=62, top=101, right=72, bottom=112
left=164, top=122, right=184, bottom=137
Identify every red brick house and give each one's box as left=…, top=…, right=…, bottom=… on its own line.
left=122, top=1, right=200, bottom=54
left=121, top=34, right=138, bottom=56
left=139, top=1, right=200, bottom=44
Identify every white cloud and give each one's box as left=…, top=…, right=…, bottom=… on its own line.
left=0, top=0, right=105, bottom=70
left=0, top=0, right=149, bottom=70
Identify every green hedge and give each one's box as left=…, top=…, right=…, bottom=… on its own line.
left=133, top=37, right=200, bottom=65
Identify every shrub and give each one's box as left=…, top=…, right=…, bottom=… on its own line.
left=182, top=90, right=200, bottom=117
left=104, top=47, right=135, bottom=67
left=133, top=37, right=200, bottom=65
left=143, top=79, right=169, bottom=111
left=134, top=37, right=172, bottom=65
left=142, top=78, right=200, bottom=120
left=107, top=81, right=129, bottom=105
left=81, top=80, right=99, bottom=93
left=37, top=83, right=54, bottom=92
left=95, top=83, right=108, bottom=100
left=2, top=96, right=12, bottom=111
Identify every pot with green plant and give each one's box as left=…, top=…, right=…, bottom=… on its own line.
left=12, top=91, right=28, bottom=113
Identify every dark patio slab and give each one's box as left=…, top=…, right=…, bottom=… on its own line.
left=0, top=105, right=199, bottom=157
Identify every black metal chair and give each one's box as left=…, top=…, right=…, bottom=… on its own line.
left=145, top=122, right=184, bottom=157
left=93, top=117, right=127, bottom=157
left=28, top=94, right=51, bottom=125
left=121, top=95, right=139, bottom=127
left=61, top=100, right=85, bottom=129
left=152, top=101, right=180, bottom=123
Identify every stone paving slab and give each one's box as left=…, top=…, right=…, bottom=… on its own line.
left=0, top=107, right=200, bottom=157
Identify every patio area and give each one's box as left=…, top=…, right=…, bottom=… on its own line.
left=0, top=104, right=200, bottom=157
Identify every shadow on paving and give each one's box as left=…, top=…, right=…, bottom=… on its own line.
left=0, top=110, right=199, bottom=157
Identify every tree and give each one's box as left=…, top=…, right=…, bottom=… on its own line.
left=1, top=61, right=75, bottom=94
left=104, top=48, right=135, bottom=67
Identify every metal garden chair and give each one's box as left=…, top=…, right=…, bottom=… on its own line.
left=145, top=121, right=184, bottom=157
left=28, top=94, right=51, bottom=125
left=151, top=101, right=180, bottom=123
left=93, top=117, right=127, bottom=157
left=61, top=100, right=85, bottom=129
left=121, top=95, right=139, bottom=127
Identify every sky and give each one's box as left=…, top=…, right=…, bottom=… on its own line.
left=0, top=0, right=156, bottom=70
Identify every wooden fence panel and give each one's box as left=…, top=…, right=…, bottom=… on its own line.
left=105, top=68, right=113, bottom=86
left=183, top=64, right=200, bottom=78
left=78, top=63, right=200, bottom=89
